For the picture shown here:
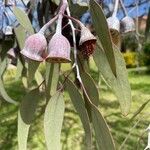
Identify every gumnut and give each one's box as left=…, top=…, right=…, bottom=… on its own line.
left=46, top=33, right=71, bottom=63
left=121, top=16, right=135, bottom=33
left=79, top=26, right=96, bottom=58
left=20, top=33, right=47, bottom=62
left=107, top=16, right=120, bottom=45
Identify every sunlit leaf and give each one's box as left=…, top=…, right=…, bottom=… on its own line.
left=90, top=0, right=116, bottom=76
left=93, top=40, right=131, bottom=115
left=130, top=99, right=150, bottom=120
left=13, top=7, right=34, bottom=34
left=65, top=79, right=92, bottom=149
left=20, top=88, right=40, bottom=124
left=0, top=77, right=18, bottom=105
left=18, top=111, right=30, bottom=150
left=44, top=92, right=64, bottom=150
left=91, top=104, right=116, bottom=150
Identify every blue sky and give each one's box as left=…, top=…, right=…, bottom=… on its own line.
left=104, top=0, right=150, bottom=19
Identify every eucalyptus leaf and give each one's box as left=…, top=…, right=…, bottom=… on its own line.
left=13, top=7, right=34, bottom=34
left=0, top=77, right=18, bottom=105
left=27, top=60, right=40, bottom=84
left=91, top=104, right=116, bottom=150
left=130, top=99, right=150, bottom=120
left=93, top=40, right=131, bottom=115
left=14, top=25, right=26, bottom=50
left=68, top=0, right=88, bottom=17
left=0, top=58, right=7, bottom=76
left=20, top=88, right=40, bottom=124
left=81, top=72, right=99, bottom=106
left=65, top=79, right=92, bottom=149
left=44, top=92, right=64, bottom=150
left=18, top=111, right=30, bottom=150
left=45, top=63, right=60, bottom=99
left=15, top=58, right=24, bottom=80
left=51, top=0, right=60, bottom=5
left=90, top=0, right=116, bottom=76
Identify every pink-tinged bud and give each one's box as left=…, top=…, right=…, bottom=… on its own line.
left=20, top=33, right=47, bottom=62
left=79, top=26, right=96, bottom=58
left=7, top=48, right=16, bottom=59
left=46, top=34, right=71, bottom=63
left=121, top=16, right=135, bottom=33
left=107, top=16, right=120, bottom=45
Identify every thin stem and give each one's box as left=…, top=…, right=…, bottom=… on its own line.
left=39, top=15, right=58, bottom=34
left=119, top=0, right=128, bottom=16
left=66, top=6, right=94, bottom=106
left=112, top=0, right=119, bottom=17
left=63, top=14, right=84, bottom=28
left=56, top=0, right=68, bottom=34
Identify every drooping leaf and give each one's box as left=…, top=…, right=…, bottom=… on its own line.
left=130, top=99, right=150, bottom=120
left=35, top=70, right=44, bottom=85
left=45, top=63, right=60, bottom=99
left=14, top=25, right=26, bottom=50
left=91, top=104, right=116, bottom=150
left=20, top=88, right=41, bottom=124
left=0, top=77, right=18, bottom=105
left=27, top=60, right=40, bottom=84
left=15, top=58, right=24, bottom=80
left=81, top=72, right=99, bottom=106
left=68, top=0, right=88, bottom=17
left=44, top=92, right=64, bottom=150
left=65, top=79, right=92, bottom=149
left=13, top=7, right=34, bottom=34
left=18, top=111, right=30, bottom=150
left=0, top=58, right=7, bottom=76
left=93, top=40, right=131, bottom=115
left=51, top=0, right=60, bottom=5
left=90, top=0, right=116, bottom=76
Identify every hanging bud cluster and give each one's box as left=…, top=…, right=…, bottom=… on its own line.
left=20, top=2, right=97, bottom=63
left=79, top=25, right=96, bottom=58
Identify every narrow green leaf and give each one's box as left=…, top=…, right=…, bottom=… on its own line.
left=65, top=79, right=92, bottom=149
left=45, top=63, right=60, bottom=99
left=18, top=111, right=30, bottom=150
left=81, top=72, right=99, bottom=106
left=20, top=88, right=40, bottom=124
left=13, top=7, right=34, bottom=34
left=14, top=25, right=26, bottom=49
left=35, top=70, right=44, bottom=85
left=0, top=58, right=7, bottom=76
left=44, top=92, right=64, bottom=150
left=90, top=0, right=116, bottom=76
left=91, top=104, right=116, bottom=150
left=15, top=58, right=24, bottom=80
left=27, top=60, right=40, bottom=84
left=130, top=99, right=150, bottom=120
left=93, top=40, right=131, bottom=115
left=68, top=0, right=88, bottom=17
left=0, top=77, right=18, bottom=105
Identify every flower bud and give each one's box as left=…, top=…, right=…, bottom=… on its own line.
left=121, top=16, right=135, bottom=33
left=20, top=33, right=47, bottom=62
left=7, top=48, right=16, bottom=59
left=79, top=26, right=96, bottom=58
left=46, top=34, right=71, bottom=63
left=107, top=16, right=120, bottom=45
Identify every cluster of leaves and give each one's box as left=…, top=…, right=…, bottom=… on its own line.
left=1, top=0, right=145, bottom=149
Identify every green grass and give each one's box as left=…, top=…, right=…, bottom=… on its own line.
left=0, top=66, right=150, bottom=150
